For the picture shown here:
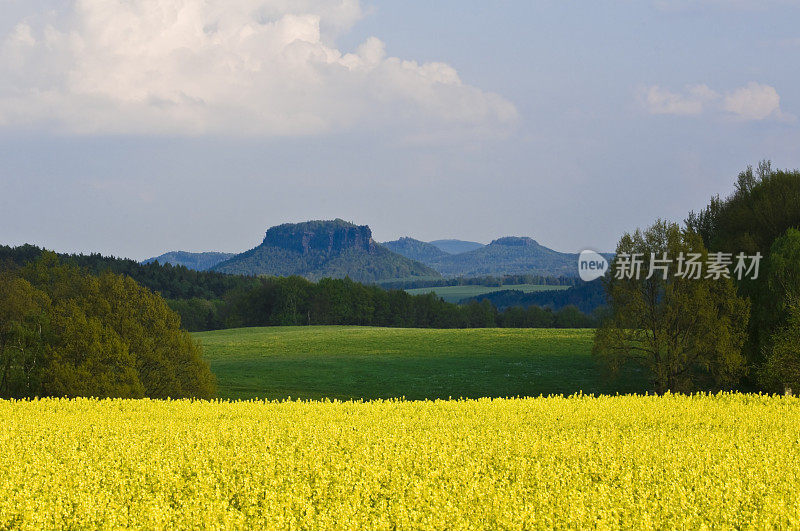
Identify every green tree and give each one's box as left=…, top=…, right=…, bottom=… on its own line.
left=11, top=254, right=217, bottom=399
left=554, top=305, right=594, bottom=328
left=92, top=272, right=216, bottom=399
left=0, top=273, right=49, bottom=398
left=594, top=221, right=750, bottom=393
left=763, top=302, right=800, bottom=394
left=759, top=229, right=800, bottom=392
left=686, top=163, right=800, bottom=371
left=43, top=300, right=144, bottom=398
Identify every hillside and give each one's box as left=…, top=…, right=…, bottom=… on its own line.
left=142, top=251, right=235, bottom=271
left=212, top=219, right=441, bottom=282
left=429, top=239, right=484, bottom=254
left=382, top=237, right=450, bottom=263
left=428, top=237, right=578, bottom=277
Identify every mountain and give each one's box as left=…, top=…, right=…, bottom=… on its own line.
left=429, top=239, right=484, bottom=254
left=382, top=237, right=451, bottom=263
left=428, top=237, right=578, bottom=278
left=142, top=251, right=235, bottom=271
left=212, top=219, right=441, bottom=282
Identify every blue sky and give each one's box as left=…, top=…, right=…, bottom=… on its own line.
left=1, top=0, right=798, bottom=259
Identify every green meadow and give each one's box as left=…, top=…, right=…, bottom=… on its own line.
left=196, top=326, right=649, bottom=401
left=404, top=284, right=568, bottom=304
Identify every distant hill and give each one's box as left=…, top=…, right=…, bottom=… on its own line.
left=142, top=251, right=235, bottom=271
left=429, top=239, right=484, bottom=254
left=428, top=237, right=578, bottom=278
left=382, top=237, right=451, bottom=263
left=212, top=219, right=441, bottom=282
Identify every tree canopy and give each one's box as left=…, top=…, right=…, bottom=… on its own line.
left=0, top=254, right=216, bottom=399
left=686, top=162, right=800, bottom=385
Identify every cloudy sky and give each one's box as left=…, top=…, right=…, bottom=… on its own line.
left=1, top=0, right=798, bottom=259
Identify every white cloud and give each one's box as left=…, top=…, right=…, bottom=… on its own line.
left=641, top=82, right=789, bottom=121
left=643, top=84, right=717, bottom=115
left=0, top=0, right=517, bottom=137
left=722, top=82, right=782, bottom=121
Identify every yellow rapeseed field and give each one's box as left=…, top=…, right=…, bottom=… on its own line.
left=1, top=394, right=799, bottom=529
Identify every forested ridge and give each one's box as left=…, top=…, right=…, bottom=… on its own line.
left=0, top=244, right=597, bottom=332
left=0, top=244, right=259, bottom=299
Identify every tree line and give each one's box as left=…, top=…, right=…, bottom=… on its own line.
left=0, top=244, right=258, bottom=300
left=377, top=274, right=579, bottom=290
left=169, top=276, right=597, bottom=331
left=1, top=244, right=597, bottom=333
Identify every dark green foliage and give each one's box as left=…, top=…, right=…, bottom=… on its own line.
left=44, top=299, right=143, bottom=398
left=0, top=273, right=49, bottom=397
left=496, top=304, right=596, bottom=328
left=377, top=274, right=577, bottom=290
left=594, top=221, right=750, bottom=394
left=759, top=229, right=800, bottom=392
left=553, top=305, right=597, bottom=328
left=686, top=162, right=800, bottom=378
left=213, top=219, right=441, bottom=282
left=1, top=243, right=595, bottom=334
left=216, top=276, right=484, bottom=329
left=142, top=251, right=235, bottom=271
left=466, top=280, right=606, bottom=313
left=167, top=298, right=226, bottom=331
left=0, top=254, right=216, bottom=399
left=687, top=162, right=800, bottom=256
left=763, top=302, right=800, bottom=394
left=0, top=243, right=259, bottom=300
left=167, top=275, right=596, bottom=332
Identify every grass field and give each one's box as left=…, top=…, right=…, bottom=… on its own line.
left=196, top=326, right=649, bottom=400
left=404, top=284, right=568, bottom=303
left=3, top=395, right=799, bottom=528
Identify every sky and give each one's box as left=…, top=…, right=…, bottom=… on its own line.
left=1, top=0, right=799, bottom=260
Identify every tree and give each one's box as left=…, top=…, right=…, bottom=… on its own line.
left=0, top=273, right=49, bottom=398
left=554, top=305, right=595, bottom=328
left=763, top=302, right=800, bottom=394
left=43, top=300, right=144, bottom=398
left=594, top=220, right=750, bottom=394
left=760, top=229, right=800, bottom=392
left=1, top=254, right=218, bottom=399
left=686, top=163, right=800, bottom=370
